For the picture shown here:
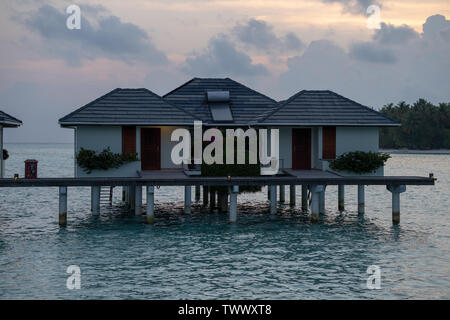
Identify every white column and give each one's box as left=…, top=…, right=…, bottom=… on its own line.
left=310, top=185, right=324, bottom=223
left=229, top=186, right=239, bottom=222
left=92, top=186, right=100, bottom=214
left=279, top=185, right=285, bottom=203
left=135, top=185, right=142, bottom=216
left=59, top=186, right=67, bottom=226
left=387, top=185, right=406, bottom=224
left=269, top=185, right=277, bottom=214
left=184, top=185, right=192, bottom=214
left=289, top=185, right=296, bottom=206
left=358, top=185, right=365, bottom=215
left=146, top=185, right=155, bottom=224
left=0, top=125, right=3, bottom=178
left=301, top=184, right=308, bottom=211
left=338, top=185, right=345, bottom=211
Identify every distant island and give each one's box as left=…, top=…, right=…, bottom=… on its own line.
left=380, top=99, right=450, bottom=150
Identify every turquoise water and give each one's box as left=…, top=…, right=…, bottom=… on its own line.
left=0, top=143, right=449, bottom=299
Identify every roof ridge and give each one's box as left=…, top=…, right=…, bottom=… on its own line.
left=162, top=77, right=197, bottom=98
left=257, top=90, right=307, bottom=123
left=59, top=88, right=121, bottom=123
left=326, top=90, right=400, bottom=125
left=141, top=88, right=200, bottom=120
left=224, top=78, right=277, bottom=103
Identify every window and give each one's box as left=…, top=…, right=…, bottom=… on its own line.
left=122, top=126, right=136, bottom=154
left=322, top=126, right=336, bottom=159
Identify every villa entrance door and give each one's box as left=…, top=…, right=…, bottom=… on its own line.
left=141, top=128, right=161, bottom=170
left=292, top=128, right=311, bottom=170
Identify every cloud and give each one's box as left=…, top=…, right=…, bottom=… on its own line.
left=277, top=14, right=450, bottom=108
left=373, top=22, right=419, bottom=45
left=232, top=19, right=303, bottom=52
left=23, top=4, right=167, bottom=66
left=422, top=14, right=450, bottom=42
left=183, top=35, right=268, bottom=77
left=322, top=0, right=380, bottom=15
left=349, top=42, right=396, bottom=63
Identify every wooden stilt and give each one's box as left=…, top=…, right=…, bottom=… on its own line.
left=146, top=186, right=155, bottom=224
left=59, top=186, right=67, bottom=226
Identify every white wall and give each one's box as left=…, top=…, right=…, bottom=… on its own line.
left=336, top=127, right=379, bottom=155
left=75, top=125, right=188, bottom=177
left=322, top=127, right=383, bottom=176
left=279, top=127, right=291, bottom=169
left=75, top=126, right=140, bottom=177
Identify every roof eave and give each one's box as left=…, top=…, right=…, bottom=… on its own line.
left=59, top=121, right=199, bottom=127
left=255, top=123, right=401, bottom=127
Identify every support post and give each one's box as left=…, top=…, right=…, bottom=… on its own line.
left=310, top=185, right=324, bottom=223
left=129, top=186, right=136, bottom=210
left=358, top=185, right=365, bottom=215
left=219, top=192, right=228, bottom=213
left=289, top=184, right=296, bottom=206
left=184, top=185, right=192, bottom=214
left=195, top=185, right=200, bottom=202
left=279, top=185, right=285, bottom=203
left=203, top=186, right=209, bottom=206
left=135, top=185, right=142, bottom=216
left=319, top=185, right=326, bottom=214
left=338, top=185, right=345, bottom=211
left=0, top=125, right=3, bottom=178
left=146, top=186, right=155, bottom=224
left=210, top=189, right=216, bottom=209
left=90, top=186, right=94, bottom=211
left=269, top=185, right=277, bottom=214
left=122, top=186, right=127, bottom=202
left=267, top=186, right=271, bottom=201
left=301, top=184, right=308, bottom=211
left=387, top=185, right=406, bottom=224
left=92, top=186, right=100, bottom=214
left=229, top=186, right=238, bottom=222
left=59, top=186, right=67, bottom=226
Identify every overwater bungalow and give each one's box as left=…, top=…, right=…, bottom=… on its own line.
left=0, top=110, right=22, bottom=178
left=58, top=77, right=400, bottom=178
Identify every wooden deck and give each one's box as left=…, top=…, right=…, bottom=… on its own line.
left=0, top=169, right=436, bottom=187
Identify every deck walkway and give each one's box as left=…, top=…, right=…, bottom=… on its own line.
left=0, top=169, right=435, bottom=187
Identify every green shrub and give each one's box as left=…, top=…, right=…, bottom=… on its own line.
left=76, top=147, right=139, bottom=174
left=201, top=150, right=261, bottom=193
left=329, top=151, right=390, bottom=174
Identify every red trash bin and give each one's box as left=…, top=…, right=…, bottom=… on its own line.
left=25, top=159, right=38, bottom=179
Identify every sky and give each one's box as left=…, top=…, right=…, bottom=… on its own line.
left=0, top=0, right=449, bottom=142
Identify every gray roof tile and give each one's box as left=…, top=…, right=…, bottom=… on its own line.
left=258, top=90, right=400, bottom=126
left=0, top=110, right=22, bottom=127
left=163, top=78, right=277, bottom=125
left=59, top=88, right=200, bottom=126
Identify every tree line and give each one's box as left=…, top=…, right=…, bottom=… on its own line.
left=379, top=99, right=450, bottom=150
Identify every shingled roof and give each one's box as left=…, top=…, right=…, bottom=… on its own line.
left=163, top=78, right=277, bottom=125
left=59, top=88, right=199, bottom=126
left=0, top=110, right=22, bottom=127
left=258, top=90, right=400, bottom=126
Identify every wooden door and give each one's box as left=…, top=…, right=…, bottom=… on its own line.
left=141, top=128, right=161, bottom=170
left=292, top=128, right=311, bottom=170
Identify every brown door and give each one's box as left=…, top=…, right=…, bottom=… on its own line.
left=292, top=128, right=311, bottom=170
left=141, top=128, right=161, bottom=170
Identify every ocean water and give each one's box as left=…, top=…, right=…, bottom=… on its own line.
left=0, top=143, right=448, bottom=299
